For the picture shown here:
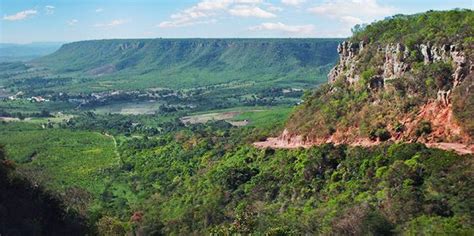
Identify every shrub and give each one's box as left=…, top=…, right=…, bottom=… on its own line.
left=452, top=74, right=474, bottom=136
left=96, top=216, right=127, bottom=236
left=360, top=68, right=377, bottom=85
left=415, top=121, right=432, bottom=136
left=332, top=205, right=394, bottom=235
left=400, top=216, right=474, bottom=235
left=394, top=122, right=405, bottom=133
left=369, top=123, right=391, bottom=141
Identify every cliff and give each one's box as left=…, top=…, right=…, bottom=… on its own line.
left=33, top=38, right=342, bottom=90
left=256, top=10, right=474, bottom=153
left=328, top=41, right=470, bottom=102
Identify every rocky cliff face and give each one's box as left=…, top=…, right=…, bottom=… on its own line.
left=255, top=10, right=474, bottom=152
left=328, top=41, right=365, bottom=84
left=255, top=40, right=473, bottom=151
left=328, top=41, right=472, bottom=105
left=329, top=41, right=472, bottom=144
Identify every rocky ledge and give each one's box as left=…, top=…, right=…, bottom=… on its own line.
left=255, top=40, right=473, bottom=153
left=329, top=41, right=472, bottom=105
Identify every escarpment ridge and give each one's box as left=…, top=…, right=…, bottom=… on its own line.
left=256, top=10, right=474, bottom=154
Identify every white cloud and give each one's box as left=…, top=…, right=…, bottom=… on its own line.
left=68, top=19, right=79, bottom=26
left=267, top=5, right=284, bottom=12
left=249, top=22, right=315, bottom=35
left=340, top=16, right=363, bottom=25
left=3, top=9, right=37, bottom=21
left=309, top=0, right=396, bottom=35
left=95, top=8, right=104, bottom=13
left=229, top=5, right=276, bottom=18
left=158, top=0, right=231, bottom=28
left=309, top=0, right=395, bottom=21
left=45, top=5, right=55, bottom=15
left=94, top=19, right=128, bottom=28
left=159, top=18, right=217, bottom=28
left=235, top=0, right=263, bottom=3
left=281, top=0, right=306, bottom=6
left=193, top=0, right=233, bottom=11
left=158, top=0, right=277, bottom=28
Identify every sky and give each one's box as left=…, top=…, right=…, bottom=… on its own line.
left=0, top=0, right=472, bottom=43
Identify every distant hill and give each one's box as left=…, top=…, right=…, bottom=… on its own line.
left=0, top=42, right=63, bottom=62
left=33, top=38, right=342, bottom=91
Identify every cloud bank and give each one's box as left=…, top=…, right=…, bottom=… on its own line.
left=3, top=9, right=37, bottom=21
left=159, top=0, right=278, bottom=28
left=249, top=22, right=315, bottom=35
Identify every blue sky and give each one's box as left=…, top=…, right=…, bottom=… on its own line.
left=0, top=0, right=472, bottom=43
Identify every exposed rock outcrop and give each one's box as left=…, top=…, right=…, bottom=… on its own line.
left=328, top=41, right=471, bottom=106
left=383, top=43, right=410, bottom=80
left=256, top=40, right=472, bottom=151
left=328, top=41, right=363, bottom=84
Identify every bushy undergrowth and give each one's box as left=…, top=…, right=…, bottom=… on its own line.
left=352, top=9, right=473, bottom=48
left=93, top=126, right=473, bottom=235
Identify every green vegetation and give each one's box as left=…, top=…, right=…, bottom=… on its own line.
left=0, top=145, right=91, bottom=235
left=1, top=10, right=473, bottom=236
left=0, top=99, right=73, bottom=116
left=36, top=39, right=339, bottom=89
left=452, top=74, right=474, bottom=136
left=0, top=39, right=340, bottom=116
left=2, top=109, right=473, bottom=235
left=71, top=123, right=474, bottom=234
left=232, top=106, right=293, bottom=129
left=287, top=9, right=473, bottom=141
left=16, top=38, right=340, bottom=94
left=0, top=122, right=118, bottom=204
left=352, top=9, right=473, bottom=48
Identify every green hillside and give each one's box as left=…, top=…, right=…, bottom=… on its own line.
left=287, top=9, right=474, bottom=143
left=1, top=10, right=473, bottom=235
left=33, top=38, right=341, bottom=91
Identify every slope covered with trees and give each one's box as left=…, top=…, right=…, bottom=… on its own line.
left=110, top=131, right=474, bottom=235
left=33, top=38, right=341, bottom=91
left=1, top=9, right=473, bottom=236
left=0, top=145, right=91, bottom=235
left=3, top=115, right=471, bottom=235
left=285, top=9, right=473, bottom=146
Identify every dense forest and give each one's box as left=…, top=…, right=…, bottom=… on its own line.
left=351, top=9, right=473, bottom=47
left=1, top=112, right=472, bottom=235
left=94, top=124, right=474, bottom=235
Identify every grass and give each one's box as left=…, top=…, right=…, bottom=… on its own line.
left=179, top=105, right=293, bottom=127
left=0, top=122, right=118, bottom=196
left=232, top=106, right=293, bottom=128
left=92, top=100, right=164, bottom=114
left=0, top=99, right=74, bottom=114
left=181, top=111, right=243, bottom=124
left=23, top=114, right=74, bottom=124
left=188, top=105, right=276, bottom=115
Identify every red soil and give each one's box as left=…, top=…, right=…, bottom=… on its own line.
left=254, top=101, right=473, bottom=155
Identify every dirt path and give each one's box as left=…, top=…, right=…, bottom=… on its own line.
left=254, top=138, right=473, bottom=155
left=425, top=142, right=474, bottom=155
left=104, top=133, right=121, bottom=163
